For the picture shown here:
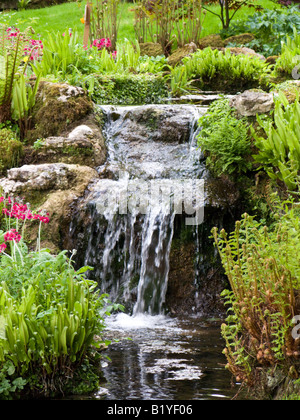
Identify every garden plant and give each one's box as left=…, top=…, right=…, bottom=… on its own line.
left=0, top=0, right=299, bottom=401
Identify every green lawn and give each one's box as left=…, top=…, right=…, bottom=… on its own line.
left=0, top=0, right=277, bottom=43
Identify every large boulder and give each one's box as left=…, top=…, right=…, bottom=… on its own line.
left=106, top=104, right=198, bottom=144
left=27, top=81, right=94, bottom=142
left=24, top=115, right=107, bottom=167
left=229, top=90, right=275, bottom=117
left=226, top=47, right=265, bottom=60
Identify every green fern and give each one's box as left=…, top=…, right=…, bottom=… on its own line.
left=0, top=28, right=28, bottom=123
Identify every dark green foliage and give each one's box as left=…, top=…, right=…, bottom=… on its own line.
left=220, top=5, right=300, bottom=57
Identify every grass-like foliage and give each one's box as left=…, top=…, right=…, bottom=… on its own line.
left=0, top=197, right=122, bottom=399
left=170, top=47, right=271, bottom=94
left=197, top=98, right=252, bottom=177
left=275, top=27, right=300, bottom=77
left=253, top=92, right=300, bottom=191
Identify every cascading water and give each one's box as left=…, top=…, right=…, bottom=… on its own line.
left=70, top=104, right=207, bottom=315
left=67, top=103, right=242, bottom=400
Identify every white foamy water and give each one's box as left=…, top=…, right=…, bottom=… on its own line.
left=105, top=313, right=180, bottom=331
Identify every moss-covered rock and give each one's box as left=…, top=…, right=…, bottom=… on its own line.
left=27, top=81, right=94, bottom=142
left=139, top=42, right=164, bottom=57
left=271, top=80, right=300, bottom=103
left=23, top=113, right=107, bottom=167
left=224, top=33, right=256, bottom=46
left=198, top=34, right=225, bottom=49
left=0, top=128, right=23, bottom=175
left=266, top=55, right=279, bottom=66
left=167, top=42, right=198, bottom=67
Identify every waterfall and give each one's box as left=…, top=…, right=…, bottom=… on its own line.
left=70, top=105, right=207, bottom=315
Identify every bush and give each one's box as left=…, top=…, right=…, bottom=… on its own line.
left=0, top=128, right=23, bottom=175
left=220, top=6, right=300, bottom=57
left=197, top=98, right=252, bottom=177
left=0, top=197, right=121, bottom=399
left=170, top=47, right=271, bottom=94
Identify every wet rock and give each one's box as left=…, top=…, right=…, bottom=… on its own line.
left=229, top=90, right=274, bottom=117
left=107, top=105, right=199, bottom=144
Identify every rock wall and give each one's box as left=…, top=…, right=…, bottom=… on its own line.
left=0, top=81, right=107, bottom=252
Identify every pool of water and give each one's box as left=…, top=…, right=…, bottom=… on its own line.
left=96, top=314, right=240, bottom=401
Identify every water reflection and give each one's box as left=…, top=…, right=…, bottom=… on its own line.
left=100, top=314, right=240, bottom=400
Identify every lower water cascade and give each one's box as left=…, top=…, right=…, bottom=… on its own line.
left=69, top=104, right=240, bottom=400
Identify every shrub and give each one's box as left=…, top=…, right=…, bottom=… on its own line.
left=212, top=202, right=300, bottom=395
left=197, top=98, right=252, bottom=177
left=0, top=196, right=121, bottom=399
left=89, top=0, right=121, bottom=51
left=170, top=47, right=271, bottom=94
left=220, top=6, right=300, bottom=57
left=0, top=128, right=23, bottom=175
left=134, top=0, right=204, bottom=53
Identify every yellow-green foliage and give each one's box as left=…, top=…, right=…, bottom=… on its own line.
left=171, top=47, right=271, bottom=94
left=0, top=129, right=23, bottom=175
left=253, top=92, right=300, bottom=191
left=213, top=203, right=300, bottom=391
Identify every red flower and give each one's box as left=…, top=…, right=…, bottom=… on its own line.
left=4, top=229, right=22, bottom=243
left=0, top=243, right=7, bottom=253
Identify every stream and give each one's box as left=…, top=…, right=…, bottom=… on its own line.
left=70, top=103, right=241, bottom=401
left=98, top=314, right=240, bottom=401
